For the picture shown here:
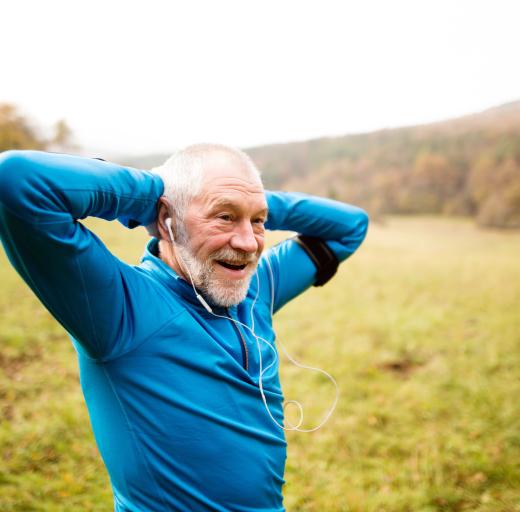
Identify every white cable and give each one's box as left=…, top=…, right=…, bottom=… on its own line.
left=167, top=223, right=338, bottom=432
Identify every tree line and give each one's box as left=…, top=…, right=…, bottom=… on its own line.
left=247, top=101, right=520, bottom=229
left=2, top=101, right=519, bottom=229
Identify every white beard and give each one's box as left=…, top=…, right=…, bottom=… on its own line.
left=175, top=242, right=258, bottom=308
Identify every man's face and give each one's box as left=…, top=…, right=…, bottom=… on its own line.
left=175, top=154, right=267, bottom=307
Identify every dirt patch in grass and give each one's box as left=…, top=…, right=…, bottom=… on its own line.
left=377, top=357, right=426, bottom=377
left=0, top=347, right=42, bottom=379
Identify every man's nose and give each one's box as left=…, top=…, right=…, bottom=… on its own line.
left=229, top=221, right=258, bottom=253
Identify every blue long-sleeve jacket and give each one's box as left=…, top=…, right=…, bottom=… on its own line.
left=0, top=150, right=368, bottom=512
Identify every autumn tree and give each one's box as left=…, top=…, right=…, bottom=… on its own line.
left=0, top=103, right=46, bottom=151
left=50, top=119, right=77, bottom=152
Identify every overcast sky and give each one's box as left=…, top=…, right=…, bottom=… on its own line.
left=2, top=0, right=520, bottom=157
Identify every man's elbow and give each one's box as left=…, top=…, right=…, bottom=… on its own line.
left=353, top=208, right=370, bottom=247
left=341, top=208, right=369, bottom=255
left=0, top=150, right=37, bottom=207
left=0, top=149, right=32, bottom=171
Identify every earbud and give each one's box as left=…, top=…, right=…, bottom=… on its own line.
left=165, top=217, right=175, bottom=243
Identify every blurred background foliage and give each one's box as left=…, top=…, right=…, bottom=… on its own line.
left=2, top=100, right=520, bottom=230
left=0, top=103, right=75, bottom=155
left=246, top=101, right=520, bottom=229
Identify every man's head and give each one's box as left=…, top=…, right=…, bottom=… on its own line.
left=154, top=144, right=268, bottom=308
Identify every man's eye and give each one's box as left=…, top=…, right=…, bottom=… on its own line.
left=218, top=214, right=233, bottom=222
left=253, top=218, right=265, bottom=225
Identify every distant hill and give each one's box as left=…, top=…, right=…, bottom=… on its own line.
left=118, top=153, right=171, bottom=171
left=121, top=100, right=520, bottom=228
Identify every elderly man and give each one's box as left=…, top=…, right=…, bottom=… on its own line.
left=0, top=145, right=368, bottom=512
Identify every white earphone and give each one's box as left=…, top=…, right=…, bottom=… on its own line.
left=163, top=216, right=338, bottom=432
left=165, top=217, right=174, bottom=242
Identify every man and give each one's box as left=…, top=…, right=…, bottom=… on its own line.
left=0, top=145, right=369, bottom=511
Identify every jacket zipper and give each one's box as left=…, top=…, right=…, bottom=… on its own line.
left=227, top=309, right=249, bottom=371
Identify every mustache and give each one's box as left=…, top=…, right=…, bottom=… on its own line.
left=209, top=247, right=258, bottom=265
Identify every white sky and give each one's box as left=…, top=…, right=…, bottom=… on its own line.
left=2, top=0, right=520, bottom=156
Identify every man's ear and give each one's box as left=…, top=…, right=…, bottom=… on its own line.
left=156, top=196, right=175, bottom=241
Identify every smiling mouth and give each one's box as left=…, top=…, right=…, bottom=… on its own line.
left=216, top=260, right=248, bottom=271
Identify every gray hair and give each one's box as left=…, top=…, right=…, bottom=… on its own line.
left=150, top=143, right=261, bottom=240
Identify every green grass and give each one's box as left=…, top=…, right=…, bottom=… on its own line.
left=1, top=216, right=519, bottom=511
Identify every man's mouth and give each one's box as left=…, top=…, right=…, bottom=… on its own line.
left=216, top=260, right=248, bottom=271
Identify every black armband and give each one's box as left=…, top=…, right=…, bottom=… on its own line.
left=294, top=235, right=339, bottom=286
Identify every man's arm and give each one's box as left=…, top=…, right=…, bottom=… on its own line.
left=0, top=150, right=165, bottom=359
left=262, top=191, right=369, bottom=313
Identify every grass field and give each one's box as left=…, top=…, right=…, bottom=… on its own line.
left=0, top=216, right=519, bottom=511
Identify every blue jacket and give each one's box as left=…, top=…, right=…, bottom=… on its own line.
left=0, top=151, right=369, bottom=511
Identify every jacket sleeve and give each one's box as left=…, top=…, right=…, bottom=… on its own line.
left=262, top=190, right=369, bottom=313
left=0, top=150, right=165, bottom=359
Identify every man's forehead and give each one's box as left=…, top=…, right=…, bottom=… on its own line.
left=200, top=178, right=267, bottom=212
left=207, top=193, right=267, bottom=212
